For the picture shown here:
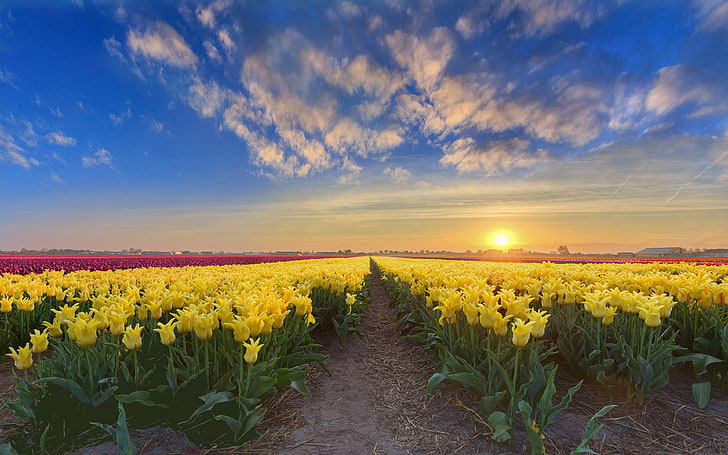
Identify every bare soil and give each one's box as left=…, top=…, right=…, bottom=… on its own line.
left=3, top=267, right=728, bottom=454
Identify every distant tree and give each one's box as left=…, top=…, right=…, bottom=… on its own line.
left=557, top=245, right=570, bottom=255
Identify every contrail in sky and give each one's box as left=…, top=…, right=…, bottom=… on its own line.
left=607, top=176, right=631, bottom=199
left=665, top=150, right=728, bottom=204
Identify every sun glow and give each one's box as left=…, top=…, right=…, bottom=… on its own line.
left=488, top=231, right=515, bottom=249
left=494, top=234, right=509, bottom=246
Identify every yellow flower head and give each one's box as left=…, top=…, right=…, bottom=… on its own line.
left=602, top=305, right=618, bottom=325
left=107, top=311, right=128, bottom=336
left=511, top=318, right=536, bottom=347
left=243, top=338, right=264, bottom=364
left=154, top=320, right=178, bottom=345
left=492, top=312, right=513, bottom=337
left=345, top=292, right=356, bottom=306
left=122, top=324, right=143, bottom=350
left=51, top=303, right=80, bottom=325
left=70, top=318, right=100, bottom=347
left=1, top=297, right=13, bottom=313
left=29, top=329, right=49, bottom=353
left=43, top=318, right=64, bottom=337
left=193, top=314, right=217, bottom=341
left=526, top=309, right=550, bottom=338
left=7, top=343, right=33, bottom=370
left=223, top=317, right=251, bottom=343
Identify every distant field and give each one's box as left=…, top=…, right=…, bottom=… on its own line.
left=0, top=254, right=339, bottom=274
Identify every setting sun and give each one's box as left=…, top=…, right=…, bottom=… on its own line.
left=494, top=234, right=509, bottom=246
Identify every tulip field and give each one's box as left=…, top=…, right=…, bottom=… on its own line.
left=0, top=256, right=370, bottom=454
left=374, top=257, right=728, bottom=452
left=1, top=254, right=728, bottom=454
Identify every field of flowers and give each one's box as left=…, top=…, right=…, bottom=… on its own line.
left=374, top=257, right=728, bottom=453
left=0, top=256, right=370, bottom=454
left=0, top=254, right=335, bottom=275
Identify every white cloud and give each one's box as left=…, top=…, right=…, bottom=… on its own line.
left=82, top=148, right=114, bottom=168
left=47, top=131, right=77, bottom=147
left=110, top=107, right=132, bottom=126
left=103, top=36, right=125, bottom=60
left=646, top=65, right=715, bottom=116
left=0, top=68, right=18, bottom=89
left=386, top=27, right=455, bottom=92
left=50, top=172, right=64, bottom=184
left=187, top=78, right=227, bottom=118
left=496, top=0, right=599, bottom=36
left=217, top=29, right=236, bottom=53
left=203, top=40, right=222, bottom=62
left=693, top=0, right=728, bottom=32
left=127, top=22, right=197, bottom=68
left=196, top=0, right=230, bottom=28
left=440, top=137, right=549, bottom=174
left=384, top=166, right=411, bottom=184
left=6, top=151, right=39, bottom=169
left=113, top=6, right=127, bottom=23
left=455, top=15, right=485, bottom=40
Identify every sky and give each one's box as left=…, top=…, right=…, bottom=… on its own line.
left=1, top=0, right=727, bottom=254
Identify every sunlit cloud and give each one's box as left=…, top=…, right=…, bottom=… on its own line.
left=82, top=148, right=114, bottom=169
left=47, top=131, right=77, bottom=147
left=645, top=65, right=716, bottom=116
left=127, top=22, right=197, bottom=68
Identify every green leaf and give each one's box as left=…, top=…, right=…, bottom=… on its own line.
left=690, top=353, right=724, bottom=376
left=571, top=404, right=616, bottom=455
left=692, top=382, right=711, bottom=409
left=426, top=372, right=449, bottom=397
left=115, top=391, right=167, bottom=408
left=183, top=391, right=234, bottom=424
left=518, top=401, right=545, bottom=455
left=487, top=411, right=512, bottom=443
left=39, top=377, right=91, bottom=405
left=289, top=377, right=311, bottom=397
left=479, top=391, right=507, bottom=416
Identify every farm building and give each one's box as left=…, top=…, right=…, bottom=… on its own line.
left=635, top=247, right=686, bottom=257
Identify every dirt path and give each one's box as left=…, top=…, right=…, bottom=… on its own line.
left=278, top=264, right=486, bottom=455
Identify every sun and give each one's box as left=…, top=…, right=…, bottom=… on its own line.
left=494, top=234, right=510, bottom=247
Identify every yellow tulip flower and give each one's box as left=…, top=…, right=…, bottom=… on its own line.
left=43, top=318, right=64, bottom=337
left=69, top=319, right=100, bottom=347
left=107, top=311, right=128, bottom=336
left=29, top=329, right=49, bottom=353
left=122, top=324, right=143, bottom=350
left=492, top=312, right=512, bottom=337
left=526, top=309, right=550, bottom=338
left=602, top=306, right=618, bottom=325
left=7, top=343, right=33, bottom=370
left=345, top=293, right=356, bottom=306
left=223, top=317, right=251, bottom=343
left=243, top=338, right=264, bottom=364
left=511, top=319, right=536, bottom=347
left=154, top=320, right=178, bottom=345
left=305, top=312, right=316, bottom=325
left=51, top=303, right=80, bottom=325
left=193, top=314, right=216, bottom=340
left=0, top=297, right=13, bottom=313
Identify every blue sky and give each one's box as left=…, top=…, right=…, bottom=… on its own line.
left=1, top=0, right=727, bottom=253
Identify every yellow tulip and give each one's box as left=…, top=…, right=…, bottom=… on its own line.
left=43, top=318, right=64, bottom=337
left=51, top=303, right=80, bottom=325
left=602, top=306, right=618, bottom=325
left=154, top=320, right=178, bottom=345
left=122, top=324, right=143, bottom=350
left=7, top=343, right=33, bottom=370
left=29, top=329, right=49, bottom=353
left=305, top=312, right=316, bottom=325
left=69, top=319, right=100, bottom=347
left=108, top=311, right=127, bottom=336
left=526, top=309, right=550, bottom=338
left=243, top=338, right=264, bottom=364
left=193, top=314, right=216, bottom=340
left=345, top=293, right=356, bottom=306
left=223, top=317, right=251, bottom=343
left=0, top=297, right=13, bottom=313
left=511, top=319, right=536, bottom=347
left=492, top=312, right=512, bottom=337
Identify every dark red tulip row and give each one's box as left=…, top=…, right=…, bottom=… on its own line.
left=422, top=255, right=728, bottom=266
left=0, top=255, right=341, bottom=275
